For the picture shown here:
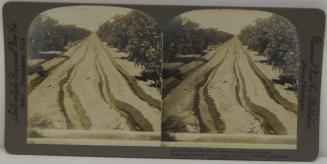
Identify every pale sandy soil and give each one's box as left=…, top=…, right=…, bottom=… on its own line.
left=27, top=58, right=46, bottom=67
left=162, top=46, right=225, bottom=92
left=163, top=40, right=233, bottom=133
left=236, top=40, right=297, bottom=135
left=163, top=48, right=219, bottom=71
left=171, top=43, right=227, bottom=76
left=28, top=38, right=90, bottom=129
left=163, top=62, right=184, bottom=70
left=29, top=41, right=85, bottom=70
left=245, top=47, right=298, bottom=105
left=103, top=45, right=161, bottom=102
left=96, top=39, right=161, bottom=131
left=27, top=40, right=87, bottom=86
left=27, top=51, right=62, bottom=67
left=173, top=54, right=205, bottom=63
left=207, top=43, right=264, bottom=134
left=28, top=34, right=160, bottom=144
left=176, top=54, right=202, bottom=58
left=203, top=43, right=227, bottom=60
left=174, top=47, right=224, bottom=75
left=163, top=38, right=297, bottom=149
left=68, top=40, right=130, bottom=130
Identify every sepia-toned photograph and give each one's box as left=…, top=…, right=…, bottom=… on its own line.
left=162, top=9, right=299, bottom=149
left=27, top=6, right=162, bottom=146
left=26, top=6, right=299, bottom=149
left=4, top=1, right=325, bottom=160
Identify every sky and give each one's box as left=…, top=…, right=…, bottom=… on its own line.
left=41, top=7, right=273, bottom=34
left=42, top=6, right=132, bottom=32
left=180, top=9, right=273, bottom=35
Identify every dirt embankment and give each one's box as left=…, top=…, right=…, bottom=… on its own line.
left=94, top=47, right=153, bottom=131
left=235, top=47, right=285, bottom=135
left=100, top=43, right=161, bottom=110
left=162, top=40, right=232, bottom=135
left=193, top=48, right=230, bottom=133
left=240, top=45, right=297, bottom=113
left=235, top=40, right=296, bottom=135
left=28, top=35, right=160, bottom=133
left=28, top=40, right=88, bottom=94
left=163, top=38, right=297, bottom=138
left=58, top=45, right=91, bottom=129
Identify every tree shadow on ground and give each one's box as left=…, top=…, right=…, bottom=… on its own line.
left=135, top=71, right=160, bottom=88
left=272, top=74, right=297, bottom=92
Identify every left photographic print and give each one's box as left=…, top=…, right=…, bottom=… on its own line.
left=27, top=6, right=162, bottom=146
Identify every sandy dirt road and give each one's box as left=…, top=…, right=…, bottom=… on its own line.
left=28, top=34, right=161, bottom=133
left=162, top=38, right=297, bottom=137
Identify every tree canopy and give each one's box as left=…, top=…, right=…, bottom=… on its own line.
left=97, top=11, right=162, bottom=88
left=163, top=17, right=234, bottom=62
left=28, top=15, right=91, bottom=58
left=238, top=15, right=300, bottom=89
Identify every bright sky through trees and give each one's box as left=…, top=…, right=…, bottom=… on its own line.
left=181, top=9, right=272, bottom=35
left=43, top=6, right=131, bottom=32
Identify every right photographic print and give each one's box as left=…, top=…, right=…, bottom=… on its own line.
left=162, top=9, right=299, bottom=149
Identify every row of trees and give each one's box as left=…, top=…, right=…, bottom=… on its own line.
left=97, top=11, right=162, bottom=88
left=164, top=17, right=234, bottom=62
left=28, top=15, right=91, bottom=58
left=238, top=15, right=300, bottom=89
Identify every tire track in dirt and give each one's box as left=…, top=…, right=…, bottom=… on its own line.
left=29, top=40, right=88, bottom=94
left=94, top=48, right=142, bottom=131
left=233, top=46, right=275, bottom=135
left=232, top=47, right=244, bottom=108
left=235, top=46, right=286, bottom=135
left=94, top=48, right=109, bottom=105
left=162, top=45, right=227, bottom=98
left=95, top=47, right=154, bottom=131
left=99, top=42, right=161, bottom=110
left=65, top=49, right=92, bottom=130
left=193, top=47, right=230, bottom=133
left=239, top=45, right=297, bottom=113
left=58, top=45, right=91, bottom=129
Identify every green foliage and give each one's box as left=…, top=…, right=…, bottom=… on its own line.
left=163, top=17, right=233, bottom=62
left=28, top=15, right=91, bottom=58
left=238, top=15, right=300, bottom=89
left=97, top=11, right=162, bottom=88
